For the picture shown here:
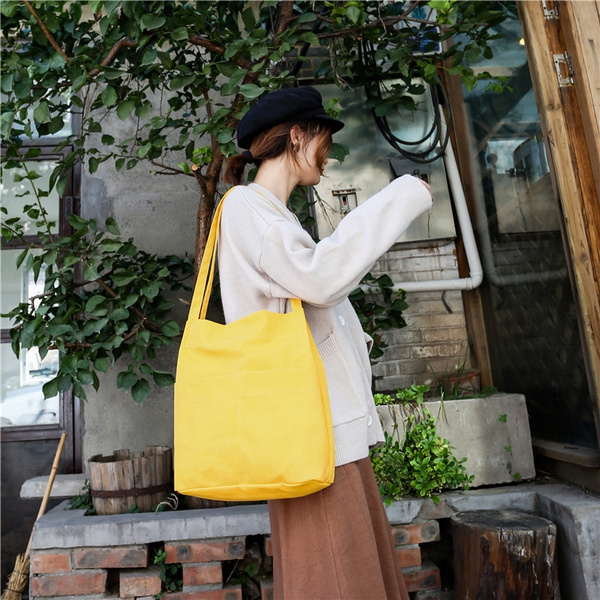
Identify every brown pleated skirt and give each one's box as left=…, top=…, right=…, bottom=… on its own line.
left=268, top=457, right=409, bottom=600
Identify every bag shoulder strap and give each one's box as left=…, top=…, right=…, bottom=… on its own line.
left=190, top=191, right=228, bottom=320
left=189, top=187, right=302, bottom=321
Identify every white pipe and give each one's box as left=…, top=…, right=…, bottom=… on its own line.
left=469, top=161, right=567, bottom=287
left=362, top=127, right=484, bottom=294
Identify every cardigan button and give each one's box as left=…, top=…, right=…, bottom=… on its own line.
left=338, top=315, right=346, bottom=326
left=368, top=415, right=373, bottom=426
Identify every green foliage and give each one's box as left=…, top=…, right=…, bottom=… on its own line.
left=370, top=384, right=473, bottom=504
left=1, top=1, right=514, bottom=194
left=67, top=480, right=96, bottom=515
left=1, top=182, right=193, bottom=402
left=153, top=548, right=183, bottom=598
left=350, top=273, right=409, bottom=360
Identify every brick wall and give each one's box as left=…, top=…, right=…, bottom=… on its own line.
left=370, top=242, right=473, bottom=393
left=29, top=518, right=448, bottom=599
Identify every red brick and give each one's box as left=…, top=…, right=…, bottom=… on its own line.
left=402, top=561, right=441, bottom=593
left=30, top=551, right=71, bottom=574
left=260, top=578, right=273, bottom=600
left=182, top=562, right=222, bottom=586
left=31, top=571, right=107, bottom=596
left=392, top=521, right=440, bottom=545
left=165, top=539, right=245, bottom=564
left=264, top=536, right=273, bottom=557
left=396, top=544, right=422, bottom=568
left=168, top=586, right=242, bottom=600
left=120, top=566, right=162, bottom=597
left=73, top=545, right=148, bottom=569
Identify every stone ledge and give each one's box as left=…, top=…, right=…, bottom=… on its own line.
left=21, top=474, right=88, bottom=500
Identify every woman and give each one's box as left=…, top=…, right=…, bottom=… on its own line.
left=220, top=86, right=432, bottom=600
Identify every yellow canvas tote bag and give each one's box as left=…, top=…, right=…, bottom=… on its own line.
left=174, top=191, right=335, bottom=501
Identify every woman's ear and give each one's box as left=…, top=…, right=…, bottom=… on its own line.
left=289, top=125, right=303, bottom=149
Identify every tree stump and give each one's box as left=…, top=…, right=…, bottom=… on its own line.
left=451, top=510, right=560, bottom=600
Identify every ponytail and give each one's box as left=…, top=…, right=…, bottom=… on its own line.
left=223, top=152, right=253, bottom=185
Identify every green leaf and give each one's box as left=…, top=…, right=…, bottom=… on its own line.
left=112, top=271, right=137, bottom=286
left=33, top=102, right=52, bottom=124
left=83, top=261, right=99, bottom=281
left=171, top=26, right=188, bottom=41
left=42, top=378, right=59, bottom=399
left=238, top=84, right=264, bottom=99
left=16, top=248, right=28, bottom=269
left=131, top=378, right=150, bottom=402
left=105, top=217, right=120, bottom=235
left=85, top=295, right=106, bottom=313
left=345, top=5, right=361, bottom=23
left=117, top=100, right=135, bottom=120
left=161, top=320, right=180, bottom=337
left=1, top=111, right=14, bottom=138
left=170, top=74, right=196, bottom=91
left=101, top=85, right=118, bottom=107
left=153, top=370, right=174, bottom=387
left=117, top=370, right=138, bottom=390
left=94, top=357, right=109, bottom=373
left=140, top=13, right=166, bottom=31
left=73, top=71, right=87, bottom=92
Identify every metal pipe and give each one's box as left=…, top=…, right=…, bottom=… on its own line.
left=363, top=127, right=484, bottom=294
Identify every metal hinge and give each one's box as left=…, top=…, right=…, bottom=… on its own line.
left=542, top=0, right=559, bottom=19
left=553, top=52, right=574, bottom=87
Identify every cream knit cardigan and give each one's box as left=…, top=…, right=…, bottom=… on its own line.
left=218, top=175, right=433, bottom=467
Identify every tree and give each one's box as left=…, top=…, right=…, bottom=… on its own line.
left=1, top=0, right=513, bottom=401
left=2, top=0, right=512, bottom=264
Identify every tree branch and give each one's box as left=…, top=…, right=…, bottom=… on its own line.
left=315, top=14, right=441, bottom=40
left=188, top=35, right=252, bottom=70
left=23, top=0, right=71, bottom=64
left=87, top=38, right=138, bottom=78
left=276, top=1, right=295, bottom=34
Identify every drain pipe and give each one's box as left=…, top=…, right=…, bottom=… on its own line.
left=364, top=132, right=484, bottom=294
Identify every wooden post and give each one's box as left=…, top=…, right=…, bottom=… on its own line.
left=452, top=510, right=560, bottom=599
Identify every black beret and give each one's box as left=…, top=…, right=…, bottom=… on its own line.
left=236, top=86, right=344, bottom=149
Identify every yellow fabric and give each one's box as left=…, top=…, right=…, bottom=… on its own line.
left=174, top=191, right=335, bottom=501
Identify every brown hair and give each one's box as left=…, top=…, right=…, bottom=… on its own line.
left=223, top=120, right=333, bottom=185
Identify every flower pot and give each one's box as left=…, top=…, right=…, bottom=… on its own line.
left=88, top=446, right=173, bottom=515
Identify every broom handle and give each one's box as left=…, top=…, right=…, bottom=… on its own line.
left=24, top=433, right=67, bottom=556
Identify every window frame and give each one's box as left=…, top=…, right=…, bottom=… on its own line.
left=1, top=138, right=81, bottom=461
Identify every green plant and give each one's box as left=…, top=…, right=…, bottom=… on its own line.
left=350, top=274, right=409, bottom=360
left=67, top=480, right=96, bottom=515
left=153, top=548, right=183, bottom=598
left=1, top=192, right=193, bottom=402
left=370, top=384, right=473, bottom=504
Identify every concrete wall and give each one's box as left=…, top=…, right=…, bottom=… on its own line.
left=80, top=105, right=197, bottom=465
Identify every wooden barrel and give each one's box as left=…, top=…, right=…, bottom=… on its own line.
left=88, top=446, right=173, bottom=515
left=451, top=510, right=560, bottom=600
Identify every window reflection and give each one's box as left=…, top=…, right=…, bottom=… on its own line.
left=462, top=16, right=596, bottom=447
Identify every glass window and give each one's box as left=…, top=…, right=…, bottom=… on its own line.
left=461, top=16, right=596, bottom=448
left=1, top=161, right=61, bottom=234
left=1, top=152, right=70, bottom=430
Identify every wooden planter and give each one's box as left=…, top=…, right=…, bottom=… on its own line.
left=88, top=446, right=173, bottom=515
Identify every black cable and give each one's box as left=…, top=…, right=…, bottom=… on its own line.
left=360, top=39, right=451, bottom=164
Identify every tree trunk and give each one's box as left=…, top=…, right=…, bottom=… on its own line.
left=451, top=510, right=560, bottom=600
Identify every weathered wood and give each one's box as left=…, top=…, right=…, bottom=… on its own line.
left=440, top=67, right=494, bottom=391
left=88, top=446, right=173, bottom=515
left=452, top=510, right=560, bottom=600
left=518, top=0, right=600, bottom=437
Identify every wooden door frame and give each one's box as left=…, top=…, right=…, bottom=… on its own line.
left=518, top=0, right=600, bottom=438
